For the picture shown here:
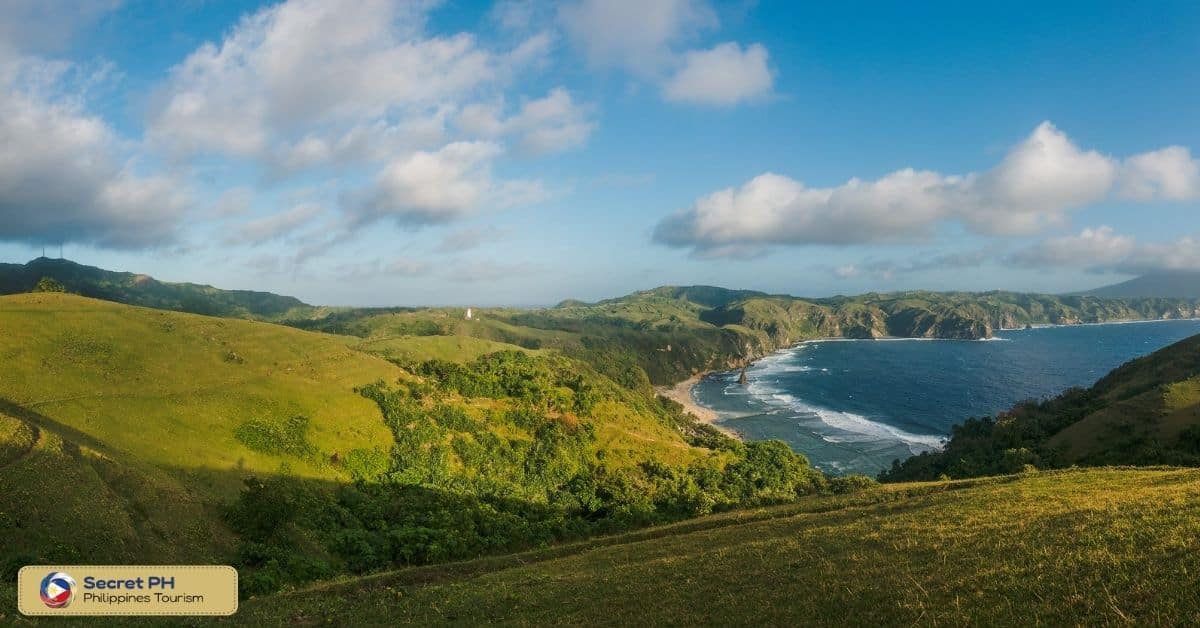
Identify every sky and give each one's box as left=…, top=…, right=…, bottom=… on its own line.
left=1, top=0, right=1199, bottom=306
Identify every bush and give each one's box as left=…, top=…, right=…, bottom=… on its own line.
left=32, top=276, right=66, bottom=293
left=826, top=474, right=879, bottom=495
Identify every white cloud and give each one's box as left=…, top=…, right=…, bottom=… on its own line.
left=1118, top=146, right=1200, bottom=201
left=457, top=88, right=595, bottom=155
left=655, top=122, right=1172, bottom=257
left=1010, top=226, right=1200, bottom=274
left=663, top=42, right=773, bottom=106
left=1119, top=237, right=1200, bottom=274
left=558, top=0, right=773, bottom=107
left=348, top=141, right=547, bottom=226
left=558, top=0, right=716, bottom=75
left=0, top=55, right=187, bottom=249
left=1008, top=226, right=1135, bottom=269
left=148, top=0, right=548, bottom=165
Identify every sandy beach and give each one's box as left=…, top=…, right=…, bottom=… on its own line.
left=657, top=373, right=742, bottom=439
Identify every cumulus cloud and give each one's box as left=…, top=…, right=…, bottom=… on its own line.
left=1118, top=146, right=1200, bottom=201
left=148, top=0, right=554, bottom=166
left=1008, top=226, right=1135, bottom=270
left=347, top=141, right=547, bottom=226
left=663, top=42, right=773, bottom=106
left=457, top=88, right=595, bottom=155
left=1010, top=226, right=1200, bottom=274
left=0, top=55, right=187, bottom=249
left=558, top=0, right=773, bottom=107
left=655, top=122, right=1195, bottom=258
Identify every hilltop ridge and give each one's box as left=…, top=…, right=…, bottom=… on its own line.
left=6, top=259, right=1200, bottom=386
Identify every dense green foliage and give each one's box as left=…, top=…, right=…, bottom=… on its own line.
left=882, top=333, right=1200, bottom=482
left=32, top=276, right=65, bottom=292
left=227, top=351, right=831, bottom=595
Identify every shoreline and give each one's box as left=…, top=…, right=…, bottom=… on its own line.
left=659, top=316, right=1200, bottom=445
left=657, top=373, right=743, bottom=440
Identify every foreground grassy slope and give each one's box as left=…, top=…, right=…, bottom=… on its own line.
left=884, top=333, right=1200, bottom=481
left=0, top=413, right=234, bottom=570
left=0, top=293, right=402, bottom=489
left=229, top=468, right=1200, bottom=626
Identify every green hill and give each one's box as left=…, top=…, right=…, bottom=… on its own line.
left=882, top=333, right=1200, bottom=481
left=0, top=293, right=836, bottom=605
left=0, top=258, right=316, bottom=319
left=226, top=467, right=1200, bottom=626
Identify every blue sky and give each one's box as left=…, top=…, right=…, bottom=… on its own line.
left=1, top=0, right=1198, bottom=306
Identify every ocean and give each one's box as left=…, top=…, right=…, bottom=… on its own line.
left=691, top=319, right=1200, bottom=476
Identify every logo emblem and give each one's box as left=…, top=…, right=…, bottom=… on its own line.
left=39, top=572, right=75, bottom=609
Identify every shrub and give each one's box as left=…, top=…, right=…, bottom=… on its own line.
left=32, top=276, right=66, bottom=293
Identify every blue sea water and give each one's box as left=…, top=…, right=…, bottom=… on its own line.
left=692, top=320, right=1200, bottom=477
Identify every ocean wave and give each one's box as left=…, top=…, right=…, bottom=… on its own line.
left=755, top=391, right=944, bottom=454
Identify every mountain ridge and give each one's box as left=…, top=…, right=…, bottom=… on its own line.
left=1082, top=271, right=1200, bottom=299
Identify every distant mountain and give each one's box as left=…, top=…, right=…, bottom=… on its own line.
left=1083, top=271, right=1200, bottom=299
left=0, top=257, right=314, bottom=319
left=882, top=332, right=1200, bottom=481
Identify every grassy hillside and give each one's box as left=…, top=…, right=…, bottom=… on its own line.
left=0, top=292, right=401, bottom=489
left=0, top=412, right=234, bottom=574
left=224, top=467, right=1200, bottom=626
left=0, top=293, right=840, bottom=604
left=883, top=333, right=1200, bottom=481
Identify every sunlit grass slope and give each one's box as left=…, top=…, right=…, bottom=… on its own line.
left=232, top=468, right=1200, bottom=626
left=0, top=293, right=402, bottom=489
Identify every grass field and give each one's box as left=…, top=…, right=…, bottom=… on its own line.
left=221, top=467, right=1200, bottom=626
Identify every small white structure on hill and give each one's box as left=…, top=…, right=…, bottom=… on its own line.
left=465, top=307, right=473, bottom=321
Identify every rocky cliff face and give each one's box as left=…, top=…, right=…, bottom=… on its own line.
left=706, top=293, right=1200, bottom=351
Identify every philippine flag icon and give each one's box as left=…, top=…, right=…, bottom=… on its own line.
left=39, top=572, right=76, bottom=609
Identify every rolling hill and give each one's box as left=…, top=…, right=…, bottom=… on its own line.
left=1084, top=271, right=1200, bottom=299
left=0, top=257, right=316, bottom=319
left=0, top=292, right=826, bottom=605
left=6, top=259, right=1200, bottom=387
